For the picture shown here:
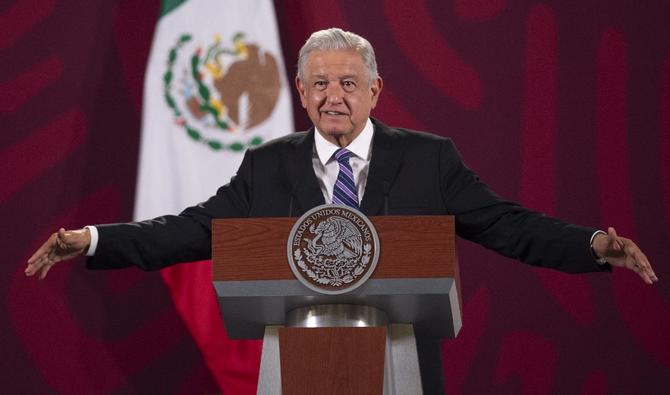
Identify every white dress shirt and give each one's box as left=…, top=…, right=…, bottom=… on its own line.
left=312, top=118, right=374, bottom=204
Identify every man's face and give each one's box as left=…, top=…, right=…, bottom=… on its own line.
left=296, top=49, right=383, bottom=147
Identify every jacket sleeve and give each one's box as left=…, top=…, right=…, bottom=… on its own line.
left=86, top=149, right=255, bottom=271
left=440, top=139, right=609, bottom=274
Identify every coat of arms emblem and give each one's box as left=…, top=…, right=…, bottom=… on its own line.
left=287, top=205, right=380, bottom=294
left=163, top=32, right=281, bottom=151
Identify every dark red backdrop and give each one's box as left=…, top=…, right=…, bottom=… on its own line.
left=3, top=0, right=669, bottom=393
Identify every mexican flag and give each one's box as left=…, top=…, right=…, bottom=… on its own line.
left=135, top=0, right=293, bottom=392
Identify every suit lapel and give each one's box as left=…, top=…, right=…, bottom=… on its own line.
left=282, top=121, right=405, bottom=216
left=282, top=128, right=325, bottom=214
left=360, top=119, right=405, bottom=215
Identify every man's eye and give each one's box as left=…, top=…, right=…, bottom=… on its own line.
left=342, top=81, right=356, bottom=91
left=314, top=81, right=327, bottom=89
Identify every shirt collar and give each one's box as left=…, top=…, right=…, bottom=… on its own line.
left=314, top=118, right=374, bottom=165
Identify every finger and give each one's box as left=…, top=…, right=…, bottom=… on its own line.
left=26, top=253, right=51, bottom=276
left=632, top=262, right=654, bottom=285
left=31, top=253, right=54, bottom=276
left=616, top=240, right=626, bottom=252
left=28, top=245, right=45, bottom=264
left=616, top=236, right=626, bottom=251
left=27, top=233, right=57, bottom=264
left=47, top=248, right=59, bottom=264
left=27, top=250, right=44, bottom=265
left=646, top=271, right=659, bottom=283
left=633, top=253, right=658, bottom=283
left=25, top=257, right=40, bottom=275
left=637, top=269, right=653, bottom=285
left=28, top=253, right=48, bottom=271
left=57, top=228, right=88, bottom=252
left=648, top=264, right=659, bottom=282
left=607, top=227, right=618, bottom=241
left=607, top=227, right=627, bottom=252
left=623, top=242, right=658, bottom=282
left=26, top=253, right=50, bottom=276
left=626, top=257, right=656, bottom=285
left=57, top=228, right=69, bottom=247
left=25, top=263, right=38, bottom=276
left=39, top=263, right=53, bottom=280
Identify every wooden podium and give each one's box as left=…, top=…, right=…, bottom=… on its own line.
left=212, top=215, right=461, bottom=394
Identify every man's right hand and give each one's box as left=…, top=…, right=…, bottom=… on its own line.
left=26, top=228, right=90, bottom=280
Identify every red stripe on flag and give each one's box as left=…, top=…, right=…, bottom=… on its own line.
left=161, top=262, right=262, bottom=394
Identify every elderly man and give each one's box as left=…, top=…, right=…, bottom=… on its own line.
left=24, top=25, right=658, bottom=395
left=26, top=28, right=656, bottom=284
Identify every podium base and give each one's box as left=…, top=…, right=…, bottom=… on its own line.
left=257, top=305, right=423, bottom=395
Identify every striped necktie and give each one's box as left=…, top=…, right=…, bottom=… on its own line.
left=332, top=148, right=359, bottom=209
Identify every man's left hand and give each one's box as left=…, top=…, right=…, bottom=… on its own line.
left=592, top=227, right=658, bottom=284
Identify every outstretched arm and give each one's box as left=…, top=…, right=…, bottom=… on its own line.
left=591, top=227, right=658, bottom=284
left=25, top=228, right=90, bottom=280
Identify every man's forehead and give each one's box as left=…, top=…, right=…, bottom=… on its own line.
left=309, top=72, right=361, bottom=80
left=307, top=49, right=364, bottom=66
left=305, top=50, right=366, bottom=76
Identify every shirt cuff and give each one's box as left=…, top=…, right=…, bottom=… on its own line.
left=85, top=225, right=99, bottom=256
left=590, top=230, right=608, bottom=264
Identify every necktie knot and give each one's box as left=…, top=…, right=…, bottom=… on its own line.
left=334, top=148, right=352, bottom=164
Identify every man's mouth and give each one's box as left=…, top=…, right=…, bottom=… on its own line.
left=322, top=110, right=347, bottom=116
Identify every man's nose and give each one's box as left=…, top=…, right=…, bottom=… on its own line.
left=326, top=83, right=344, bottom=104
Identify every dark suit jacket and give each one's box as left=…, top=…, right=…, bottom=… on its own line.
left=87, top=119, right=609, bottom=274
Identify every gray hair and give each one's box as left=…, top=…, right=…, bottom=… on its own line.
left=297, top=28, right=379, bottom=83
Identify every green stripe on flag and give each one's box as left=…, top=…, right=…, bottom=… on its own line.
left=160, top=0, right=188, bottom=17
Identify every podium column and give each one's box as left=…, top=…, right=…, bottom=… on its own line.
left=257, top=304, right=423, bottom=395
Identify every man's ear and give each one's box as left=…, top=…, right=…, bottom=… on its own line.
left=295, top=77, right=308, bottom=109
left=370, top=76, right=383, bottom=109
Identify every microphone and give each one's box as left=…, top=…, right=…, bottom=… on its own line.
left=288, top=182, right=299, bottom=217
left=382, top=181, right=390, bottom=216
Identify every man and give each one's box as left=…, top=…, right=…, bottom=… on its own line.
left=26, top=28, right=657, bottom=284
